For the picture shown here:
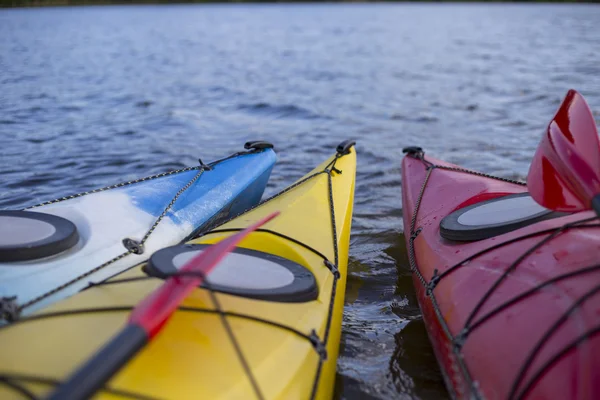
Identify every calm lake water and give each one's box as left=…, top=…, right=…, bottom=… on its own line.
left=2, top=3, right=600, bottom=398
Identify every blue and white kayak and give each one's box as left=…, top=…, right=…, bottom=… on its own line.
left=0, top=142, right=276, bottom=319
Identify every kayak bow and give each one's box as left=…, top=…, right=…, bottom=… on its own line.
left=402, top=146, right=600, bottom=400
left=0, top=140, right=356, bottom=400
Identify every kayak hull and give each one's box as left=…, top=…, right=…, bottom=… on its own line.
left=402, top=152, right=600, bottom=400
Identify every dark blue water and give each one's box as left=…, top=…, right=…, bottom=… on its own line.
left=2, top=3, right=600, bottom=398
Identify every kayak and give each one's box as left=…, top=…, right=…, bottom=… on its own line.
left=0, top=140, right=356, bottom=400
left=401, top=144, right=600, bottom=399
left=0, top=142, right=276, bottom=319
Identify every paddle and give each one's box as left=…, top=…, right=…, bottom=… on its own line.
left=47, top=211, right=280, bottom=400
left=527, top=89, right=600, bottom=216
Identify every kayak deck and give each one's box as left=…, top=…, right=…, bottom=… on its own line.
left=402, top=149, right=600, bottom=400
left=0, top=146, right=356, bottom=400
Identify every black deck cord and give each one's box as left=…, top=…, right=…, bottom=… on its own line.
left=0, top=377, right=36, bottom=400
left=515, top=325, right=600, bottom=400
left=469, top=264, right=600, bottom=333
left=308, top=153, right=344, bottom=400
left=0, top=373, right=160, bottom=400
left=0, top=306, right=134, bottom=331
left=508, top=282, right=600, bottom=400
left=0, top=302, right=323, bottom=355
left=405, top=148, right=600, bottom=399
left=179, top=307, right=324, bottom=347
left=198, top=229, right=330, bottom=265
left=85, top=276, right=157, bottom=288
left=200, top=273, right=264, bottom=400
left=405, top=152, right=475, bottom=399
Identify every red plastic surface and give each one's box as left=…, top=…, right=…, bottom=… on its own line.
left=528, top=89, right=600, bottom=212
left=402, top=154, right=600, bottom=400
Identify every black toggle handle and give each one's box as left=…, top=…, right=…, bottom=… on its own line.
left=244, top=141, right=274, bottom=150
left=336, top=140, right=356, bottom=155
left=402, top=146, right=423, bottom=155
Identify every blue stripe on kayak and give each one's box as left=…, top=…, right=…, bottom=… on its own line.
left=122, top=149, right=276, bottom=226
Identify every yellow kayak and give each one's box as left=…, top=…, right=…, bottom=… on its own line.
left=0, top=141, right=356, bottom=400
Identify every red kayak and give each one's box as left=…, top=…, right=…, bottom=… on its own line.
left=401, top=91, right=600, bottom=400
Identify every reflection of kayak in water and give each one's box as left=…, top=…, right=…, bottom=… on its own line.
left=0, top=142, right=276, bottom=318
left=0, top=141, right=356, bottom=400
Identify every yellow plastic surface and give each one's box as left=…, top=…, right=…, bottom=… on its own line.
left=0, top=148, right=356, bottom=400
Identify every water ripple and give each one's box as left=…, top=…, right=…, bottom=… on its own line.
left=237, top=102, right=327, bottom=120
